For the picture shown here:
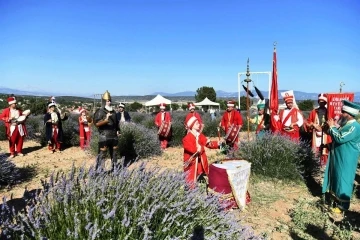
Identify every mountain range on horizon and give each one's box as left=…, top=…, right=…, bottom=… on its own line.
left=0, top=87, right=359, bottom=102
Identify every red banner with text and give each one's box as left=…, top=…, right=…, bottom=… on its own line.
left=327, top=93, right=354, bottom=120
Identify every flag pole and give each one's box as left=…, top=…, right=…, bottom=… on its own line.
left=244, top=58, right=252, bottom=140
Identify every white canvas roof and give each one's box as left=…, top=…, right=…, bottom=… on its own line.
left=145, top=94, right=172, bottom=107
left=194, top=97, right=219, bottom=106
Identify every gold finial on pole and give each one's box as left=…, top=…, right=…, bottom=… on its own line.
left=339, top=82, right=345, bottom=93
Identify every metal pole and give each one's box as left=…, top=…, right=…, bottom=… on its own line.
left=244, top=58, right=252, bottom=141
left=238, top=73, right=241, bottom=111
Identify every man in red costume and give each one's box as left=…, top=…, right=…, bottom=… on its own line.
left=0, top=95, right=28, bottom=158
left=273, top=91, right=304, bottom=141
left=183, top=116, right=221, bottom=186
left=219, top=100, right=243, bottom=150
left=306, top=93, right=331, bottom=166
left=184, top=102, right=202, bottom=132
left=78, top=107, right=92, bottom=150
left=154, top=103, right=172, bottom=150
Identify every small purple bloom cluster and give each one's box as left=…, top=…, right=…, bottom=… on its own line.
left=1, top=164, right=262, bottom=239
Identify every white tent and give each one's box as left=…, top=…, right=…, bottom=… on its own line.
left=194, top=97, right=220, bottom=110
left=145, top=94, right=172, bottom=107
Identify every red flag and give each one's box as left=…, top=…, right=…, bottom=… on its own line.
left=270, top=47, right=279, bottom=132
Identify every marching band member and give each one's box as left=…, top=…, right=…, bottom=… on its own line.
left=322, top=100, right=360, bottom=213
left=247, top=99, right=270, bottom=138
left=94, top=90, right=120, bottom=170
left=116, top=103, right=131, bottom=123
left=219, top=100, right=243, bottom=150
left=0, top=95, right=28, bottom=158
left=184, top=102, right=202, bottom=132
left=305, top=93, right=331, bottom=166
left=78, top=107, right=92, bottom=150
left=183, top=116, right=221, bottom=186
left=273, top=91, right=304, bottom=141
left=44, top=101, right=66, bottom=153
left=154, top=103, right=172, bottom=150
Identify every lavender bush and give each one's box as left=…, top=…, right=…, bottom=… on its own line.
left=234, top=132, right=318, bottom=182
left=0, top=154, right=21, bottom=186
left=1, top=164, right=261, bottom=239
left=0, top=121, right=6, bottom=141
left=89, top=122, right=162, bottom=161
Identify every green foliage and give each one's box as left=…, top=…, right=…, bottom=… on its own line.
left=89, top=122, right=162, bottom=161
left=0, top=122, right=5, bottom=141
left=240, top=96, right=252, bottom=111
left=195, top=86, right=216, bottom=102
left=234, top=132, right=319, bottom=182
left=290, top=198, right=353, bottom=239
left=0, top=154, right=21, bottom=185
left=171, top=103, right=179, bottom=111
left=128, top=101, right=143, bottom=112
left=34, top=114, right=80, bottom=147
left=167, top=112, right=187, bottom=147
left=298, top=99, right=314, bottom=111
left=201, top=113, right=221, bottom=137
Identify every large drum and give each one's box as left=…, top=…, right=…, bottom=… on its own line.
left=224, top=124, right=241, bottom=143
left=208, top=160, right=251, bottom=210
left=158, top=121, right=171, bottom=137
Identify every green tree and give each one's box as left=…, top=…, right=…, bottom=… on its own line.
left=239, top=96, right=254, bottom=111
left=128, top=102, right=143, bottom=112
left=195, top=86, right=216, bottom=102
left=298, top=99, right=314, bottom=111
left=172, top=103, right=179, bottom=111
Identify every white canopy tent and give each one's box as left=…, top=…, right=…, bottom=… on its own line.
left=145, top=94, right=172, bottom=106
left=194, top=97, right=220, bottom=111
left=145, top=94, right=172, bottom=112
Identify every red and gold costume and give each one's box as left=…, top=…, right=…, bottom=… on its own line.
left=0, top=96, right=28, bottom=157
left=184, top=103, right=202, bottom=131
left=78, top=108, right=91, bottom=150
left=154, top=103, right=172, bottom=149
left=220, top=100, right=243, bottom=150
left=183, top=116, right=219, bottom=186
left=274, top=91, right=304, bottom=141
left=306, top=93, right=331, bottom=166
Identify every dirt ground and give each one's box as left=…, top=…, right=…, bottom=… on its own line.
left=0, top=138, right=359, bottom=239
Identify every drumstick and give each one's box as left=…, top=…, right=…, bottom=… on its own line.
left=217, top=127, right=221, bottom=141
left=183, top=152, right=198, bottom=168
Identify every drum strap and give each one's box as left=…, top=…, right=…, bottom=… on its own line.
left=227, top=111, right=233, bottom=127
left=256, top=116, right=265, bottom=134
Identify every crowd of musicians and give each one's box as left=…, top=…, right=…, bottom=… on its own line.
left=1, top=90, right=360, bottom=214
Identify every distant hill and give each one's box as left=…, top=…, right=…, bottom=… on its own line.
left=153, top=90, right=360, bottom=102
left=1, top=87, right=359, bottom=102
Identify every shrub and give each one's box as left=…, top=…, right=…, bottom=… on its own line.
left=0, top=154, right=21, bottom=186
left=169, top=113, right=186, bottom=147
left=233, top=132, right=319, bottom=182
left=23, top=115, right=44, bottom=140
left=36, top=113, right=80, bottom=147
left=118, top=123, right=162, bottom=160
left=201, top=113, right=221, bottom=138
left=89, top=123, right=162, bottom=161
left=0, top=165, right=261, bottom=239
left=0, top=122, right=6, bottom=141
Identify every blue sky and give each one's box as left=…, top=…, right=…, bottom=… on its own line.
left=0, top=0, right=359, bottom=96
